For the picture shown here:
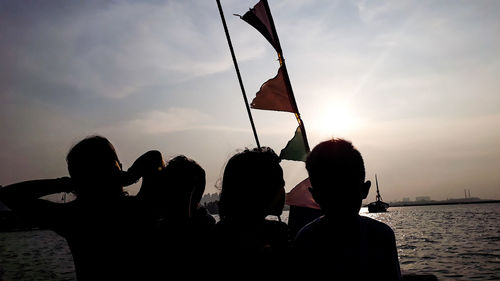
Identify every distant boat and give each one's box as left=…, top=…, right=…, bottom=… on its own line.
left=368, top=174, right=389, bottom=213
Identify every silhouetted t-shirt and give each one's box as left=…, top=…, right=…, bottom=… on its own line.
left=211, top=218, right=291, bottom=276
left=19, top=196, right=151, bottom=281
left=294, top=215, right=402, bottom=280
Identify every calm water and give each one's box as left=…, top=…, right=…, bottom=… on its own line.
left=0, top=230, right=75, bottom=281
left=361, top=203, right=500, bottom=280
left=0, top=203, right=498, bottom=280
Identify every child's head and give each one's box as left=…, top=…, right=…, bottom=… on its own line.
left=138, top=155, right=205, bottom=220
left=166, top=156, right=205, bottom=202
left=306, top=138, right=371, bottom=217
left=219, top=147, right=285, bottom=221
left=66, top=135, right=124, bottom=198
left=164, top=155, right=206, bottom=211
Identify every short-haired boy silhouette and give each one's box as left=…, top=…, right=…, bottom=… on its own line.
left=294, top=138, right=402, bottom=280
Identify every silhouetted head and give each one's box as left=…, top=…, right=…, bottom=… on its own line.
left=306, top=138, right=371, bottom=217
left=66, top=136, right=124, bottom=200
left=163, top=155, right=206, bottom=217
left=218, top=147, right=285, bottom=222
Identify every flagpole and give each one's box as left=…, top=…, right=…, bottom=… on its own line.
left=216, top=0, right=261, bottom=149
left=280, top=60, right=311, bottom=153
left=261, top=0, right=310, bottom=153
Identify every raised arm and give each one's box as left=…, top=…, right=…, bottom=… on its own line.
left=0, top=177, right=73, bottom=210
left=122, top=150, right=165, bottom=187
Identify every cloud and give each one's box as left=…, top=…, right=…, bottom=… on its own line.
left=0, top=1, right=266, bottom=101
left=104, top=107, right=213, bottom=135
left=1, top=0, right=499, bottom=200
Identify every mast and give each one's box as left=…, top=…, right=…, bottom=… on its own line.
left=216, top=0, right=261, bottom=149
left=375, top=174, right=382, bottom=202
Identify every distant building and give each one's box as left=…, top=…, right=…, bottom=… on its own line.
left=416, top=196, right=431, bottom=202
left=402, top=197, right=410, bottom=202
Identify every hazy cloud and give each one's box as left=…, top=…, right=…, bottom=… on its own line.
left=0, top=1, right=264, bottom=101
left=102, top=107, right=213, bottom=135
left=1, top=0, right=499, bottom=200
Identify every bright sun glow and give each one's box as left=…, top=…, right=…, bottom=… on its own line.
left=311, top=102, right=360, bottom=137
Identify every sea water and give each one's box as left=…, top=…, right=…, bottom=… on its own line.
left=0, top=230, right=75, bottom=281
left=362, top=203, right=499, bottom=280
left=0, top=203, right=498, bottom=281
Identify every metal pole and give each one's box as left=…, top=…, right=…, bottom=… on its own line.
left=216, top=0, right=261, bottom=149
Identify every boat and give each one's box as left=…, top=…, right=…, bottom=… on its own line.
left=368, top=174, right=389, bottom=213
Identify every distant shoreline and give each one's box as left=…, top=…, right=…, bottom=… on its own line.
left=380, top=200, right=500, bottom=208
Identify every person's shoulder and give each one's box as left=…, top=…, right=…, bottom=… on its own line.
left=117, top=195, right=149, bottom=212
left=192, top=206, right=216, bottom=224
left=294, top=215, right=326, bottom=239
left=263, top=218, right=289, bottom=236
left=212, top=219, right=232, bottom=238
left=119, top=194, right=141, bottom=205
left=359, top=215, right=395, bottom=237
left=214, top=218, right=227, bottom=229
left=264, top=218, right=288, bottom=229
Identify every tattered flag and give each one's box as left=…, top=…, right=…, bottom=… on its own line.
left=251, top=66, right=295, bottom=113
left=285, top=177, right=321, bottom=209
left=279, top=125, right=308, bottom=162
left=240, top=0, right=279, bottom=51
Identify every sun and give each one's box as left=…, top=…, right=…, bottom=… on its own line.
left=311, top=102, right=360, bottom=137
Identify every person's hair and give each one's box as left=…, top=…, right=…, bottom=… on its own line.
left=164, top=155, right=206, bottom=205
left=66, top=135, right=123, bottom=197
left=306, top=138, right=366, bottom=191
left=218, top=147, right=285, bottom=221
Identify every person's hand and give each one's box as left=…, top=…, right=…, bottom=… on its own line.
left=122, top=150, right=164, bottom=186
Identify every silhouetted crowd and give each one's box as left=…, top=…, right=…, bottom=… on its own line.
left=0, top=135, right=404, bottom=281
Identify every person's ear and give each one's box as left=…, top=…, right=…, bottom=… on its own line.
left=361, top=180, right=371, bottom=199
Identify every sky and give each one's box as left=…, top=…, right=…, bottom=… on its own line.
left=1, top=0, right=499, bottom=203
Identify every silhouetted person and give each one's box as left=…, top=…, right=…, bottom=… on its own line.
left=293, top=138, right=402, bottom=280
left=212, top=147, right=290, bottom=276
left=0, top=136, right=149, bottom=281
left=163, top=155, right=215, bottom=231
left=131, top=153, right=215, bottom=277
left=135, top=154, right=213, bottom=225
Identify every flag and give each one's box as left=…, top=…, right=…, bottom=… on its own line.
left=285, top=177, right=320, bottom=209
left=286, top=177, right=323, bottom=237
left=250, top=66, right=294, bottom=113
left=239, top=0, right=311, bottom=156
left=279, top=126, right=308, bottom=161
left=240, top=0, right=279, bottom=52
